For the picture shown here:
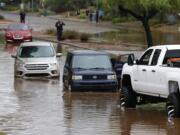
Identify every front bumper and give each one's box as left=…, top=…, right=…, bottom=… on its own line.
left=15, top=65, right=59, bottom=78
left=6, top=36, right=32, bottom=42
left=71, top=80, right=118, bottom=91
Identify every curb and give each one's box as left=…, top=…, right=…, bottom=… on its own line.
left=33, top=36, right=94, bottom=50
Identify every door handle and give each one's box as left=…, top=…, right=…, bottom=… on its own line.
left=152, top=70, right=156, bottom=72
left=142, top=69, right=146, bottom=72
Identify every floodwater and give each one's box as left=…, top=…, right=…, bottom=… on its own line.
left=1, top=44, right=180, bottom=135
left=94, top=29, right=180, bottom=47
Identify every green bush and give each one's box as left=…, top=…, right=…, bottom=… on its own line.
left=112, top=16, right=135, bottom=24
left=3, top=6, right=19, bottom=11
left=44, top=28, right=56, bottom=36
left=80, top=33, right=90, bottom=42
left=112, top=17, right=127, bottom=24
left=38, top=9, right=55, bottom=16
left=78, top=13, right=86, bottom=19
left=0, top=34, right=5, bottom=44
left=0, top=132, right=6, bottom=135
left=102, top=15, right=112, bottom=21
left=62, top=30, right=79, bottom=40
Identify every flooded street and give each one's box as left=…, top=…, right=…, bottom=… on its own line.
left=0, top=44, right=180, bottom=135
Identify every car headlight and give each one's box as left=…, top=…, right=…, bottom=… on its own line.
left=50, top=63, right=57, bottom=66
left=72, top=75, right=82, bottom=80
left=16, top=62, right=24, bottom=67
left=107, top=75, right=116, bottom=80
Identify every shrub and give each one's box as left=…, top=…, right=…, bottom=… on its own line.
left=78, top=13, right=86, bottom=19
left=38, top=9, right=55, bottom=16
left=44, top=28, right=56, bottom=36
left=63, top=30, right=79, bottom=40
left=3, top=6, right=19, bottom=11
left=80, top=33, right=90, bottom=42
left=102, top=15, right=112, bottom=21
left=0, top=34, right=5, bottom=44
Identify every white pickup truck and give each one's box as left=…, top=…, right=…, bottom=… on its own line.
left=120, top=45, right=180, bottom=118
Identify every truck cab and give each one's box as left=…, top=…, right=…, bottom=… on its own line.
left=120, top=45, right=180, bottom=118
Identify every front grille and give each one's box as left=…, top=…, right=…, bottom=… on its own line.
left=25, top=64, right=49, bottom=70
left=25, top=73, right=50, bottom=77
left=79, top=82, right=116, bottom=85
left=83, top=75, right=107, bottom=80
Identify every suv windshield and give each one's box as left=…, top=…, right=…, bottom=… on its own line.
left=19, top=46, right=54, bottom=58
left=72, top=54, right=112, bottom=69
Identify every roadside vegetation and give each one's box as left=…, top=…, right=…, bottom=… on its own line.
left=2, top=0, right=180, bottom=48
left=44, top=29, right=90, bottom=42
left=0, top=132, right=6, bottom=135
left=0, top=33, right=5, bottom=45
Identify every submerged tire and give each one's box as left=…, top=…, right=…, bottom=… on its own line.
left=120, top=86, right=136, bottom=108
left=166, top=93, right=180, bottom=118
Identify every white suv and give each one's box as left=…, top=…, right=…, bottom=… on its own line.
left=12, top=41, right=61, bottom=78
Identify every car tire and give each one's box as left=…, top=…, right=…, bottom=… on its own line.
left=120, top=86, right=136, bottom=108
left=166, top=93, right=180, bottom=118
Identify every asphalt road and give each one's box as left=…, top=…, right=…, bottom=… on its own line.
left=0, top=11, right=115, bottom=34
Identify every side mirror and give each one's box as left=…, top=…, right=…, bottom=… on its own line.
left=11, top=54, right=17, bottom=58
left=127, top=54, right=135, bottom=66
left=56, top=53, right=62, bottom=57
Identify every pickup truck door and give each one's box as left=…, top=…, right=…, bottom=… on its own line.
left=132, top=49, right=154, bottom=93
left=146, top=49, right=166, bottom=96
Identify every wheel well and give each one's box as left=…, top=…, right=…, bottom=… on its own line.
left=122, top=74, right=132, bottom=87
left=169, top=81, right=179, bottom=94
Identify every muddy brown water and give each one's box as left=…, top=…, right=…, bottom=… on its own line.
left=0, top=44, right=180, bottom=135
left=94, top=29, right=180, bottom=47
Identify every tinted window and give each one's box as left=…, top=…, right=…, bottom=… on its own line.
left=151, top=49, right=161, bottom=66
left=163, top=50, right=180, bottom=64
left=72, top=55, right=112, bottom=69
left=19, top=46, right=54, bottom=58
left=8, top=24, right=29, bottom=30
left=138, top=49, right=153, bottom=65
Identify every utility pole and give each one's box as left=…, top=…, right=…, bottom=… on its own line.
left=96, top=0, right=98, bottom=9
left=31, top=0, right=34, bottom=12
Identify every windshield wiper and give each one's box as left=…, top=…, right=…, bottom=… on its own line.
left=73, top=67, right=87, bottom=70
left=88, top=67, right=107, bottom=70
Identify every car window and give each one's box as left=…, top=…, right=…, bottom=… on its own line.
left=19, top=46, right=55, bottom=58
left=138, top=49, right=153, bottom=65
left=65, top=53, right=72, bottom=67
left=72, top=54, right=112, bottom=69
left=163, top=50, right=180, bottom=64
left=8, top=24, right=29, bottom=30
left=150, top=49, right=161, bottom=66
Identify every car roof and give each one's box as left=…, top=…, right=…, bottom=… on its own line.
left=20, top=41, right=53, bottom=47
left=149, top=45, right=180, bottom=50
left=68, top=50, right=109, bottom=55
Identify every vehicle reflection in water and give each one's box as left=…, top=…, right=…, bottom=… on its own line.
left=63, top=90, right=180, bottom=135
left=4, top=43, right=19, bottom=55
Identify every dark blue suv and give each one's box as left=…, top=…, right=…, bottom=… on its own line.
left=63, top=50, right=118, bottom=91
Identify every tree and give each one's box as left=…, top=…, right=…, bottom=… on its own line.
left=111, top=0, right=180, bottom=47
left=44, top=0, right=91, bottom=12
